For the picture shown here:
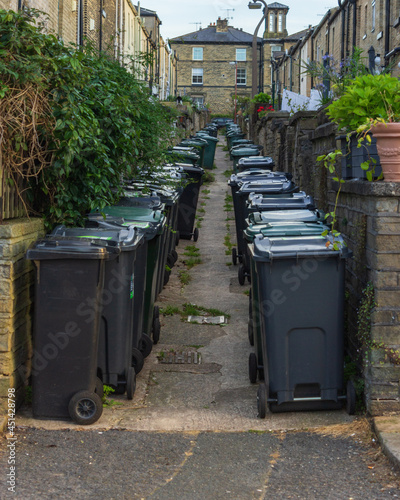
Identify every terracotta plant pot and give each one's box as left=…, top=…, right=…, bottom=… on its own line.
left=370, top=122, right=400, bottom=182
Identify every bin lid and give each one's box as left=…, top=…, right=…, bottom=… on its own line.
left=51, top=225, right=144, bottom=252
left=231, top=148, right=261, bottom=157
left=165, top=150, right=200, bottom=161
left=195, top=133, right=219, bottom=143
left=247, top=209, right=325, bottom=225
left=229, top=170, right=288, bottom=187
left=231, top=144, right=261, bottom=151
left=238, top=156, right=275, bottom=168
left=238, top=179, right=298, bottom=195
left=245, top=221, right=330, bottom=241
left=124, top=183, right=180, bottom=204
left=86, top=212, right=165, bottom=239
left=26, top=236, right=120, bottom=261
left=252, top=233, right=351, bottom=261
left=111, top=191, right=163, bottom=211
left=165, top=163, right=205, bottom=176
left=248, top=191, right=315, bottom=211
left=180, top=138, right=208, bottom=146
left=231, top=139, right=254, bottom=145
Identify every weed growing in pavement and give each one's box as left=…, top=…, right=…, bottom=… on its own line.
left=224, top=193, right=233, bottom=212
left=198, top=207, right=205, bottom=215
left=226, top=262, right=232, bottom=266
left=185, top=257, right=202, bottom=269
left=160, top=305, right=181, bottom=316
left=243, top=289, right=250, bottom=296
left=184, top=245, right=200, bottom=257
left=24, top=386, right=32, bottom=404
left=203, top=171, right=215, bottom=184
left=223, top=168, right=233, bottom=178
left=182, top=303, right=230, bottom=319
left=202, top=188, right=210, bottom=195
left=178, top=270, right=191, bottom=286
left=102, top=385, right=122, bottom=407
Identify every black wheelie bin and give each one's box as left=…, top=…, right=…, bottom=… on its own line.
left=26, top=235, right=120, bottom=424
left=51, top=225, right=145, bottom=397
left=245, top=219, right=331, bottom=385
left=252, top=233, right=355, bottom=417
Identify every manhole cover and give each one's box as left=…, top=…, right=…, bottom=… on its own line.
left=158, top=350, right=202, bottom=364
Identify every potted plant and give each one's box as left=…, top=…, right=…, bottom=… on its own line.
left=327, top=73, right=400, bottom=181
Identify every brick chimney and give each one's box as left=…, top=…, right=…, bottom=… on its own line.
left=216, top=17, right=228, bottom=32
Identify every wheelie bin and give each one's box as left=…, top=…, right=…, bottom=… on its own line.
left=173, top=163, right=205, bottom=241
left=244, top=220, right=331, bottom=387
left=196, top=132, right=219, bottom=168
left=247, top=191, right=315, bottom=215
left=237, top=156, right=275, bottom=172
left=231, top=139, right=254, bottom=148
left=231, top=178, right=299, bottom=268
left=87, top=206, right=166, bottom=348
left=231, top=147, right=261, bottom=172
left=230, top=144, right=263, bottom=161
left=226, top=131, right=245, bottom=150
left=51, top=225, right=145, bottom=398
left=252, top=232, right=355, bottom=417
left=178, top=138, right=208, bottom=168
left=26, top=235, right=120, bottom=424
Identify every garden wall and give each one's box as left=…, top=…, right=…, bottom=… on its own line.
left=248, top=110, right=400, bottom=416
left=0, top=219, right=45, bottom=432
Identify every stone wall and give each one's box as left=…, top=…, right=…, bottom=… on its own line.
left=0, top=219, right=45, bottom=432
left=249, top=110, right=400, bottom=416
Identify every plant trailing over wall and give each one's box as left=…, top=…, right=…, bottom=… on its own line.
left=0, top=9, right=176, bottom=228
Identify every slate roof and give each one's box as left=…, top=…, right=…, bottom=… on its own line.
left=170, top=26, right=262, bottom=44
left=267, top=2, right=289, bottom=8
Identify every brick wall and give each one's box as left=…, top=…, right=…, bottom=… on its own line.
left=250, top=110, right=400, bottom=416
left=0, top=219, right=45, bottom=432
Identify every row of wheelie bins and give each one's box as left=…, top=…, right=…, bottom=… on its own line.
left=226, top=126, right=356, bottom=418
left=25, top=138, right=216, bottom=424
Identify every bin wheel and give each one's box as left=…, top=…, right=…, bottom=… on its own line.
left=132, top=347, right=144, bottom=374
left=346, top=380, right=356, bottom=415
left=126, top=367, right=136, bottom=400
left=193, top=228, right=199, bottom=242
left=232, top=248, right=237, bottom=266
left=139, top=333, right=153, bottom=358
left=175, top=231, right=180, bottom=246
left=171, top=249, right=178, bottom=264
left=154, top=305, right=160, bottom=319
left=247, top=271, right=251, bottom=284
left=248, top=319, right=254, bottom=346
left=163, top=269, right=171, bottom=287
left=152, top=316, right=161, bottom=345
left=238, top=265, right=245, bottom=286
left=68, top=391, right=103, bottom=425
left=167, top=254, right=175, bottom=268
left=257, top=383, right=268, bottom=419
left=249, top=353, right=257, bottom=384
left=95, top=377, right=104, bottom=399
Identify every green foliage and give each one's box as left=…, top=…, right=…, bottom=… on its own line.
left=250, top=92, right=272, bottom=104
left=327, top=73, right=400, bottom=132
left=0, top=9, right=176, bottom=228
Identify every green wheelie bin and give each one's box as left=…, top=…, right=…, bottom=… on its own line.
left=196, top=132, right=219, bottom=168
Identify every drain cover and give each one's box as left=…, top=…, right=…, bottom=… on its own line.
left=159, top=350, right=201, bottom=364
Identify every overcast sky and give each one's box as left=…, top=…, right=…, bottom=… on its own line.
left=140, top=0, right=338, bottom=41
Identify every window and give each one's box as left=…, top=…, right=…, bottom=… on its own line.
left=237, top=68, right=246, bottom=85
left=192, top=47, right=203, bottom=61
left=278, top=13, right=283, bottom=32
left=192, top=68, right=203, bottom=85
left=271, top=45, right=282, bottom=54
left=372, top=0, right=376, bottom=31
left=269, top=12, right=274, bottom=32
left=192, top=96, right=204, bottom=107
left=236, top=48, right=246, bottom=61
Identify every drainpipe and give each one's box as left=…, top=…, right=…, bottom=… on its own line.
left=338, top=0, right=345, bottom=62
left=384, top=0, right=390, bottom=66
left=349, top=0, right=357, bottom=54
left=99, top=0, right=103, bottom=52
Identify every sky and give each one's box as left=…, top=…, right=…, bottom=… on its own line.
left=140, top=0, right=338, bottom=41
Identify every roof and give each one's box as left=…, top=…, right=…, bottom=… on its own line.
left=267, top=2, right=289, bottom=9
left=170, top=26, right=262, bottom=44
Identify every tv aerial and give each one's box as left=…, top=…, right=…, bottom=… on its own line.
left=222, top=8, right=235, bottom=20
left=190, top=22, right=202, bottom=30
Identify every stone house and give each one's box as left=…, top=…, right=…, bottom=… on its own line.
left=275, top=0, right=400, bottom=102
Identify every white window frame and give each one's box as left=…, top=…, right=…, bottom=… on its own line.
left=237, top=68, right=246, bottom=86
left=278, top=13, right=283, bottom=32
left=192, top=47, right=203, bottom=61
left=269, top=12, right=274, bottom=32
left=192, top=68, right=203, bottom=85
left=236, top=48, right=246, bottom=61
